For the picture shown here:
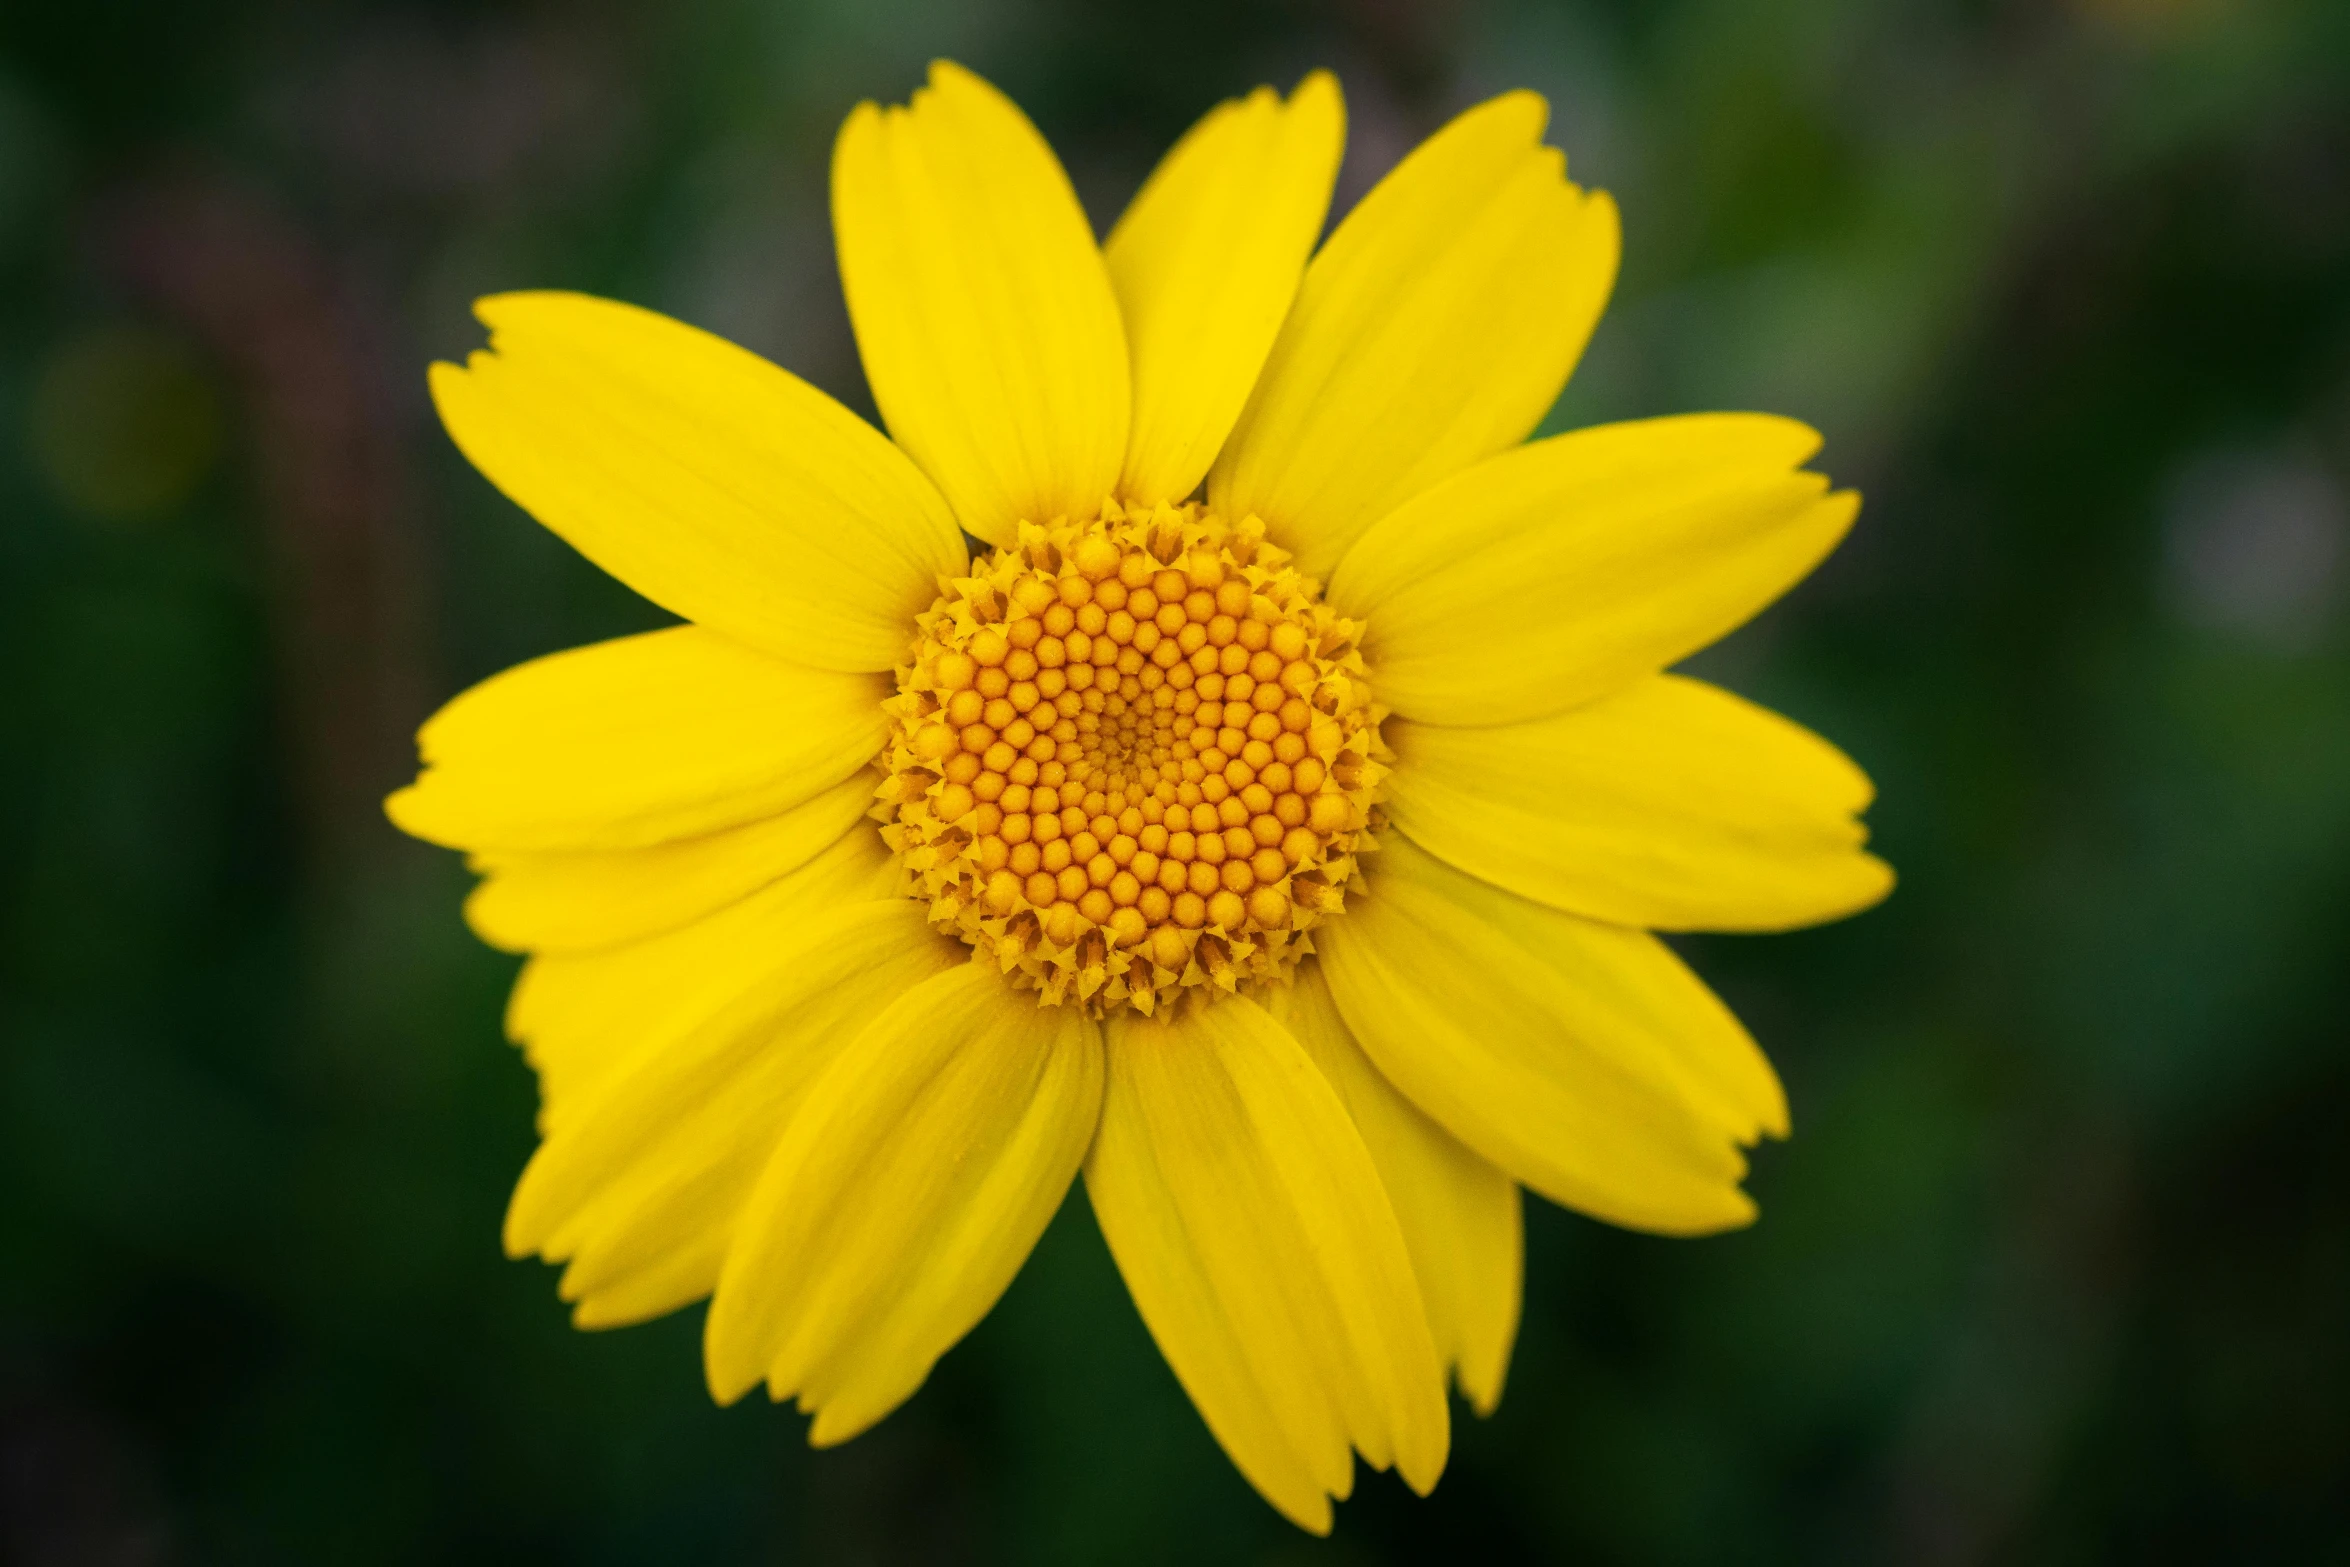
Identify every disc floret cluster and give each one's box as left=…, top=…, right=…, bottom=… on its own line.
left=880, top=499, right=1388, bottom=1015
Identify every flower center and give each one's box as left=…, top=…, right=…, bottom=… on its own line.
left=880, top=500, right=1386, bottom=1016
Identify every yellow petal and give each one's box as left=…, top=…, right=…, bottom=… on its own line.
left=702, top=963, right=1101, bottom=1438
left=1261, top=966, right=1522, bottom=1415
left=1084, top=996, right=1449, bottom=1534
left=429, top=292, right=962, bottom=672
left=385, top=627, right=888, bottom=853
left=1106, top=72, right=1344, bottom=506
left=1207, top=90, right=1618, bottom=582
left=1330, top=413, right=1857, bottom=725
left=505, top=900, right=962, bottom=1330
left=506, top=827, right=899, bottom=1136
left=1317, top=833, right=1785, bottom=1236
left=464, top=771, right=880, bottom=954
left=833, top=60, right=1129, bottom=545
left=1385, top=675, right=1894, bottom=932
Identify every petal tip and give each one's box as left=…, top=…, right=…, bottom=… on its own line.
left=1712, top=1188, right=1763, bottom=1234
left=500, top=1195, right=543, bottom=1262
left=924, top=58, right=1010, bottom=116
left=382, top=782, right=460, bottom=850
left=1481, top=87, right=1551, bottom=142
left=1582, top=183, right=1623, bottom=237
left=1776, top=415, right=1827, bottom=467
left=1291, top=68, right=1343, bottom=118
left=807, top=1402, right=880, bottom=1449
left=1865, top=852, right=1897, bottom=901
left=1288, top=1495, right=1336, bottom=1536
left=1396, top=1416, right=1451, bottom=1498
left=701, top=1333, right=762, bottom=1409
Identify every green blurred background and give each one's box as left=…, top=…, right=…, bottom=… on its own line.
left=5, top=0, right=2347, bottom=1560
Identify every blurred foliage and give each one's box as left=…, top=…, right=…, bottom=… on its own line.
left=4, top=0, right=2348, bottom=1562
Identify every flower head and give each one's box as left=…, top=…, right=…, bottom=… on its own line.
left=884, top=502, right=1386, bottom=1012
left=388, top=61, right=1890, bottom=1534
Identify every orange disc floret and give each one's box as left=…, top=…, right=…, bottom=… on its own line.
left=878, top=498, right=1388, bottom=1017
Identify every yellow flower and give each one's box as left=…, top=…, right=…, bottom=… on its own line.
left=387, top=62, right=1891, bottom=1533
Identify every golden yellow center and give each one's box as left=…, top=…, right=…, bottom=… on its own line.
left=879, top=499, right=1387, bottom=1016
